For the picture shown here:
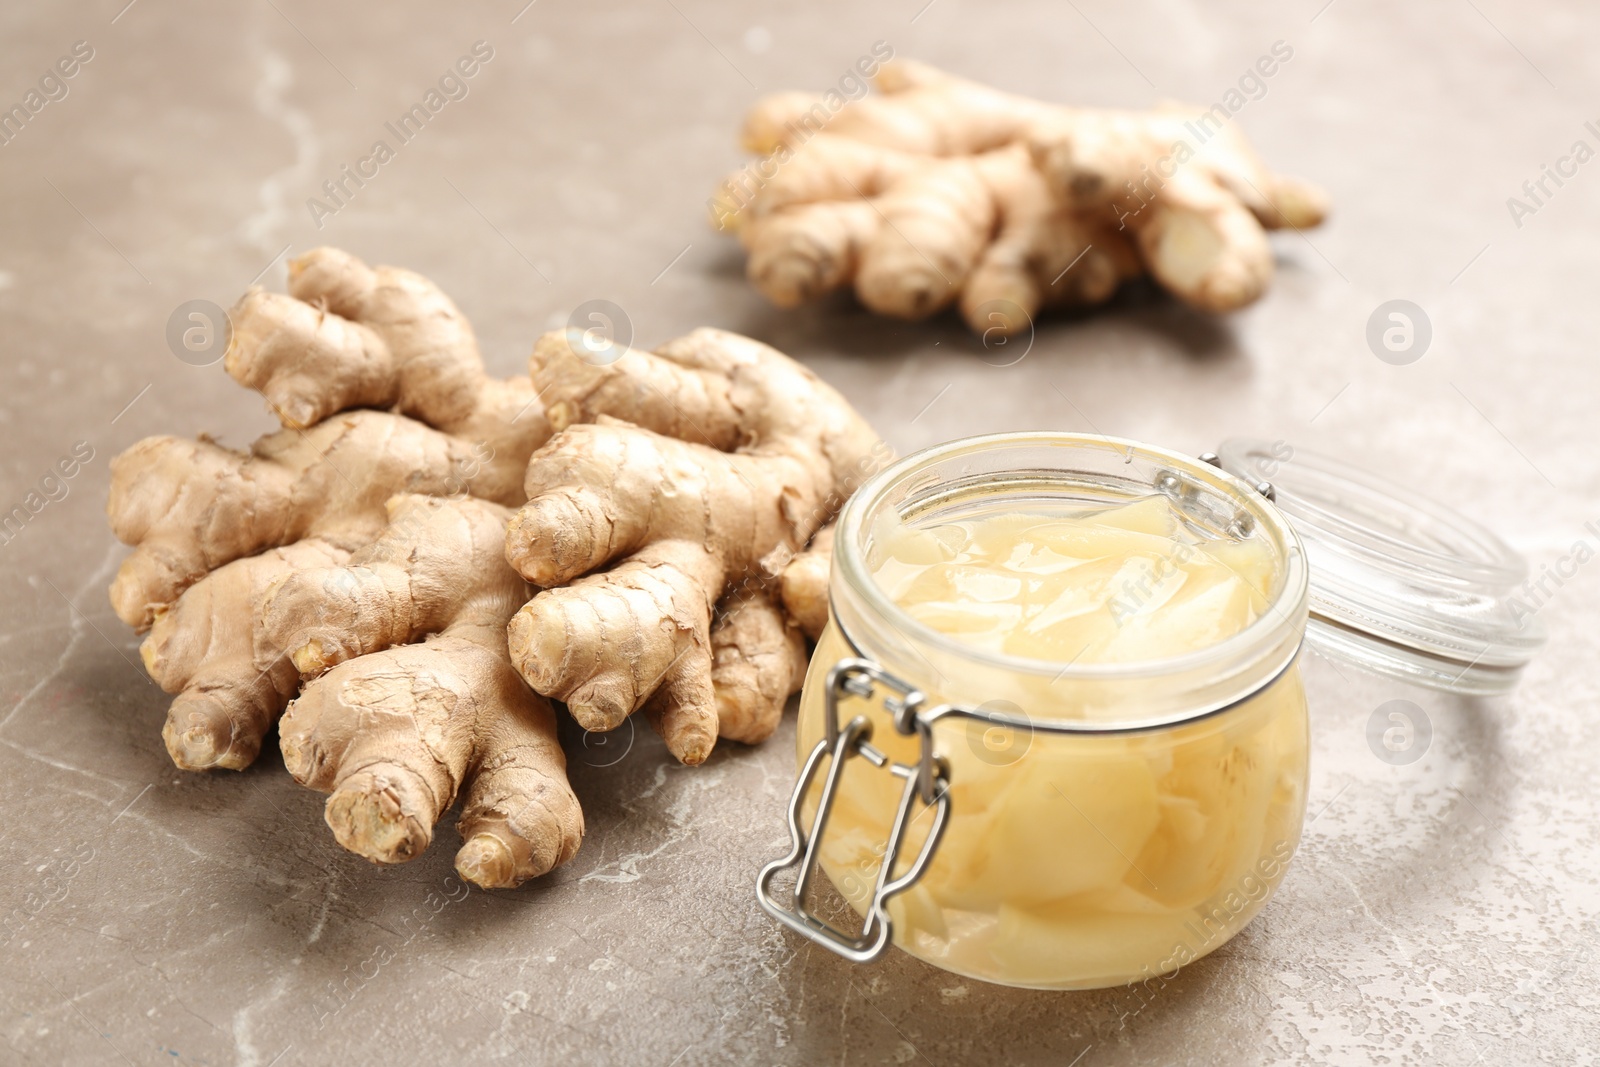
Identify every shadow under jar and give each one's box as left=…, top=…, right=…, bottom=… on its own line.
left=755, top=431, right=1542, bottom=991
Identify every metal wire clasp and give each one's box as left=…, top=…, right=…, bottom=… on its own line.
left=754, top=659, right=951, bottom=963
left=1199, top=451, right=1275, bottom=501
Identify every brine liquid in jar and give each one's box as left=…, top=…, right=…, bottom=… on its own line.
left=797, top=491, right=1310, bottom=990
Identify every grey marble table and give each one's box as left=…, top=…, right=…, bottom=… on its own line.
left=2, top=1, right=1596, bottom=1064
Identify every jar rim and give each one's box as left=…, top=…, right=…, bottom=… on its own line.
left=832, top=431, right=1311, bottom=690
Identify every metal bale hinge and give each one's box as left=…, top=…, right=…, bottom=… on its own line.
left=754, top=659, right=951, bottom=963
left=1200, top=450, right=1275, bottom=501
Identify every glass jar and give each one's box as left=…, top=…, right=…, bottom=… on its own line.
left=756, top=432, right=1543, bottom=990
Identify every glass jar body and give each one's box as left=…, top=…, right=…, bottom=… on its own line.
left=797, top=623, right=1310, bottom=989
left=786, top=432, right=1317, bottom=990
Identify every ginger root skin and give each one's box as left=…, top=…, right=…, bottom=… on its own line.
left=270, top=494, right=584, bottom=890
left=716, top=60, right=1328, bottom=331
left=779, top=524, right=834, bottom=642
left=109, top=249, right=880, bottom=888
left=505, top=328, right=885, bottom=765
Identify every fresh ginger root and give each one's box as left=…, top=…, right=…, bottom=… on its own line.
left=708, top=582, right=810, bottom=746
left=109, top=248, right=547, bottom=635
left=110, top=248, right=868, bottom=886
left=111, top=249, right=582, bottom=886
left=504, top=328, right=885, bottom=766
left=111, top=249, right=549, bottom=766
left=713, top=59, right=1328, bottom=333
left=705, top=524, right=838, bottom=743
left=268, top=493, right=582, bottom=888
left=778, top=523, right=834, bottom=641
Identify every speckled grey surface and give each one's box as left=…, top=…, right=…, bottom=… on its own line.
left=2, top=2, right=1597, bottom=1064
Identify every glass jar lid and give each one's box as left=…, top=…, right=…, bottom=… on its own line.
left=1211, top=438, right=1545, bottom=695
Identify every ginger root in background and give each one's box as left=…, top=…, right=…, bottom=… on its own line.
left=712, top=59, right=1328, bottom=334
left=107, top=249, right=869, bottom=888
